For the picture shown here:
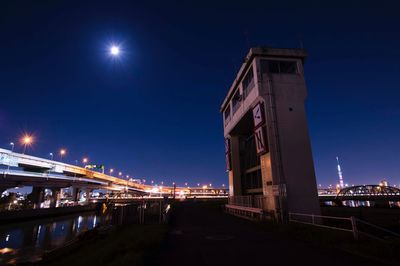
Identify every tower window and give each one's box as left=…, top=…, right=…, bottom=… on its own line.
left=232, top=90, right=242, bottom=114
left=242, top=67, right=254, bottom=99
left=224, top=106, right=231, bottom=124
left=261, top=60, right=298, bottom=74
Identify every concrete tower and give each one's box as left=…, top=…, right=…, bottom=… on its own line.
left=336, top=156, right=345, bottom=188
left=221, top=47, right=320, bottom=221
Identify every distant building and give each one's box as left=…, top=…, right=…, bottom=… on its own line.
left=221, top=47, right=320, bottom=221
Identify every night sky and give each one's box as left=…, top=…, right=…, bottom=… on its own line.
left=1, top=1, right=399, bottom=187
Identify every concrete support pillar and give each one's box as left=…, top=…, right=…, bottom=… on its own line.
left=229, top=136, right=242, bottom=196
left=81, top=188, right=91, bottom=204
left=50, top=188, right=61, bottom=208
left=31, top=187, right=45, bottom=209
left=71, top=187, right=80, bottom=203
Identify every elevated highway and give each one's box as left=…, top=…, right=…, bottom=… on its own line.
left=0, top=148, right=228, bottom=207
left=0, top=148, right=148, bottom=193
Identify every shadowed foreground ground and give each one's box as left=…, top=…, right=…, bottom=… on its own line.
left=152, top=201, right=397, bottom=266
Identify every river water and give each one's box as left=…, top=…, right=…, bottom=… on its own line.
left=0, top=211, right=110, bottom=265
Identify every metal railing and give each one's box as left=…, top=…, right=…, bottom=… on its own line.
left=289, top=212, right=400, bottom=241
left=228, top=195, right=266, bottom=209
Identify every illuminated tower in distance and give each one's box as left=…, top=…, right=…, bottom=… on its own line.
left=336, top=156, right=344, bottom=188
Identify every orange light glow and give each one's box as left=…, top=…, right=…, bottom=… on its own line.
left=20, top=134, right=33, bottom=145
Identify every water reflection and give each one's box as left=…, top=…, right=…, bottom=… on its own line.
left=0, top=212, right=109, bottom=264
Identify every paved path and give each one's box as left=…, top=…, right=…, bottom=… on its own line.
left=153, top=201, right=382, bottom=266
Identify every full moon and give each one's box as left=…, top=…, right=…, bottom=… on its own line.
left=110, top=46, right=120, bottom=56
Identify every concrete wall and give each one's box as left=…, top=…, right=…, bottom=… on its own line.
left=259, top=63, right=320, bottom=215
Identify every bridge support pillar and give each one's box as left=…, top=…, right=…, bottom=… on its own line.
left=50, top=188, right=61, bottom=208
left=71, top=187, right=80, bottom=204
left=82, top=189, right=92, bottom=204
left=31, top=187, right=45, bottom=209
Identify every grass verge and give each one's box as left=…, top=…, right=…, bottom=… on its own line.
left=43, top=224, right=168, bottom=266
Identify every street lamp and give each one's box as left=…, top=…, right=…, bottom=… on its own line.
left=59, top=149, right=66, bottom=161
left=109, top=168, right=114, bottom=175
left=82, top=157, right=88, bottom=166
left=21, top=135, right=33, bottom=154
left=9, top=142, right=15, bottom=152
left=118, top=172, right=122, bottom=178
left=49, top=153, right=53, bottom=160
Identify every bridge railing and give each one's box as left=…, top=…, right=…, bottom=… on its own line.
left=228, top=195, right=267, bottom=209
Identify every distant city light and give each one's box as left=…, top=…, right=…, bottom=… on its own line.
left=82, top=157, right=88, bottom=164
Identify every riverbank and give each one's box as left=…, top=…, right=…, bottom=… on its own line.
left=11, top=201, right=400, bottom=265
left=42, top=224, right=168, bottom=266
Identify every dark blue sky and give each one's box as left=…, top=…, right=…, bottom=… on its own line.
left=1, top=1, right=399, bottom=187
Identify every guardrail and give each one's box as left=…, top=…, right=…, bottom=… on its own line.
left=228, top=195, right=266, bottom=209
left=289, top=212, right=400, bottom=241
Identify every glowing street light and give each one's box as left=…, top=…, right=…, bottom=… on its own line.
left=10, top=142, right=15, bottom=152
left=49, top=152, right=53, bottom=160
left=21, top=135, right=33, bottom=154
left=109, top=168, right=114, bottom=175
left=118, top=172, right=122, bottom=178
left=59, top=149, right=66, bottom=161
left=82, top=157, right=88, bottom=165
left=9, top=142, right=15, bottom=152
